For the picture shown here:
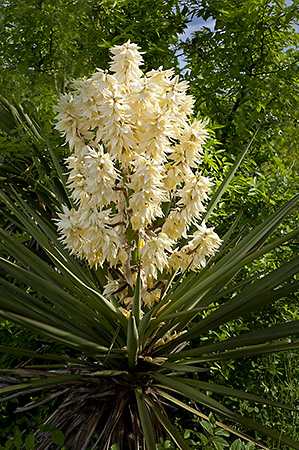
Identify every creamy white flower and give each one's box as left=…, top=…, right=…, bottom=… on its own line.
left=182, top=119, right=209, bottom=144
left=162, top=210, right=189, bottom=241
left=169, top=222, right=221, bottom=272
left=55, top=94, right=81, bottom=150
left=142, top=289, right=161, bottom=308
left=118, top=307, right=131, bottom=320
left=102, top=278, right=122, bottom=297
left=128, top=154, right=168, bottom=229
left=146, top=67, right=175, bottom=89
left=163, top=165, right=182, bottom=192
left=139, top=232, right=174, bottom=281
left=176, top=173, right=213, bottom=222
left=109, top=40, right=144, bottom=84
left=82, top=147, right=119, bottom=206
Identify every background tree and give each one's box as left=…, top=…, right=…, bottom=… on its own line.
left=0, top=0, right=187, bottom=103
left=181, top=0, right=299, bottom=220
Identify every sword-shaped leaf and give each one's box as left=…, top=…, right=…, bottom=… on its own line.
left=156, top=389, right=268, bottom=449
left=0, top=375, right=82, bottom=399
left=135, top=388, right=157, bottom=450
left=132, top=269, right=141, bottom=326
left=168, top=257, right=299, bottom=346
left=168, top=320, right=299, bottom=360
left=144, top=396, right=190, bottom=450
left=179, top=378, right=298, bottom=411
left=0, top=309, right=110, bottom=357
left=153, top=374, right=299, bottom=449
left=127, top=313, right=139, bottom=371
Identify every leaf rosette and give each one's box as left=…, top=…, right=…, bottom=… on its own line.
left=0, top=42, right=298, bottom=450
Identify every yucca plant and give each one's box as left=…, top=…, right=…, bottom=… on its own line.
left=0, top=42, right=299, bottom=450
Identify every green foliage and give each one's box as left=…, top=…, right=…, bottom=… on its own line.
left=0, top=427, right=33, bottom=450
left=183, top=0, right=299, bottom=146
left=0, top=425, right=66, bottom=450
left=222, top=351, right=299, bottom=447
left=184, top=417, right=231, bottom=449
left=156, top=414, right=258, bottom=449
left=0, top=0, right=187, bottom=103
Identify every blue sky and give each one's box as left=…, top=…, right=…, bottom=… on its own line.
left=180, top=16, right=215, bottom=41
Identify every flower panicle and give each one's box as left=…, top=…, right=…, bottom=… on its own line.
left=55, top=40, right=221, bottom=314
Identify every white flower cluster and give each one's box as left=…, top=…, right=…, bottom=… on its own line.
left=55, top=41, right=221, bottom=310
